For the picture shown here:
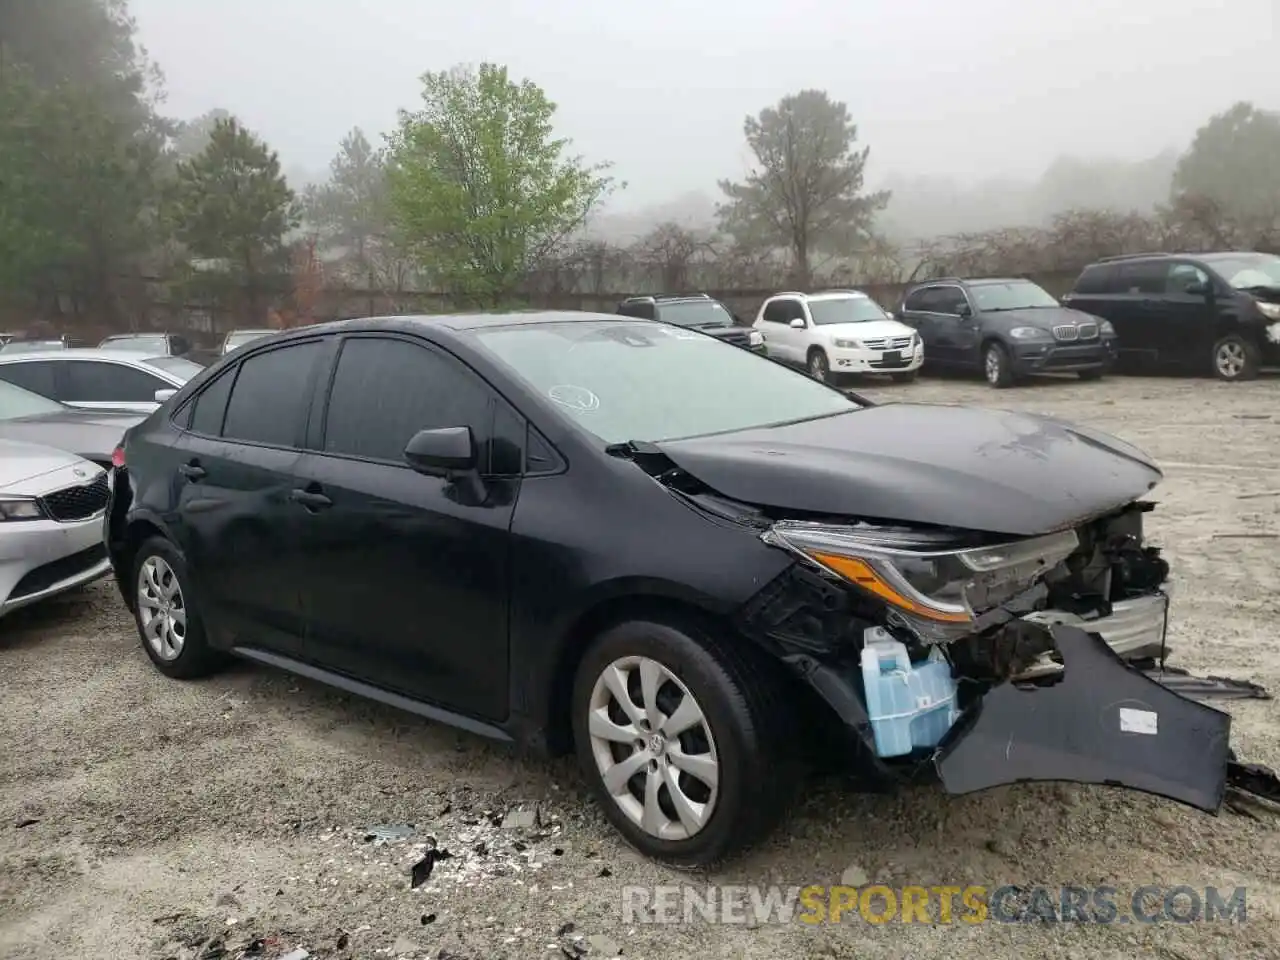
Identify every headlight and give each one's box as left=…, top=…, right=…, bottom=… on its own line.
left=1257, top=301, right=1280, bottom=320
left=1099, top=319, right=1116, bottom=336
left=762, top=521, right=1080, bottom=642
left=1009, top=327, right=1047, bottom=340
left=0, top=497, right=44, bottom=521
left=834, top=338, right=861, bottom=349
left=748, top=330, right=764, bottom=346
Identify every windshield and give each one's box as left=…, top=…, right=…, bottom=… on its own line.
left=1201, top=253, right=1280, bottom=290
left=0, top=340, right=62, bottom=354
left=807, top=296, right=890, bottom=325
left=224, top=330, right=273, bottom=350
left=969, top=281, right=1060, bottom=311
left=655, top=301, right=734, bottom=329
left=101, top=335, right=167, bottom=352
left=475, top=320, right=859, bottom=444
left=145, top=356, right=203, bottom=380
left=0, top=378, right=65, bottom=419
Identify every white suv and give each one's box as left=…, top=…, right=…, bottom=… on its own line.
left=753, top=289, right=924, bottom=383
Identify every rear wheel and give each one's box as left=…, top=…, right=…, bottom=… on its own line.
left=131, top=537, right=225, bottom=679
left=983, top=342, right=1015, bottom=388
left=1211, top=334, right=1260, bottom=381
left=571, top=619, right=795, bottom=865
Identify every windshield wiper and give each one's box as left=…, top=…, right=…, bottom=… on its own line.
left=1240, top=284, right=1280, bottom=295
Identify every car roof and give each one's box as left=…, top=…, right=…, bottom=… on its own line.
left=0, top=347, right=165, bottom=362
left=259, top=311, right=623, bottom=339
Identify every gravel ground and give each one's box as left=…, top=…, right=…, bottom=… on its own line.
left=3, top=372, right=1280, bottom=960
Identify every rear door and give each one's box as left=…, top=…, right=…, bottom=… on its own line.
left=62, top=359, right=173, bottom=412
left=0, top=359, right=61, bottom=400
left=1111, top=261, right=1169, bottom=367
left=172, top=337, right=330, bottom=658
left=289, top=334, right=519, bottom=720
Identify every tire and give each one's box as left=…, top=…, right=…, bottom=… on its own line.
left=130, top=536, right=225, bottom=679
left=570, top=619, right=795, bottom=866
left=1211, top=334, right=1260, bottom=382
left=890, top=370, right=918, bottom=383
left=983, top=341, right=1015, bottom=388
left=1077, top=368, right=1104, bottom=381
left=806, top=348, right=830, bottom=383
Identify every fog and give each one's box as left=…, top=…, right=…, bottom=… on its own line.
left=127, top=0, right=1280, bottom=241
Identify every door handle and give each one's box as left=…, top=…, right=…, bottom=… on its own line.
left=289, top=488, right=332, bottom=510
left=178, top=461, right=206, bottom=481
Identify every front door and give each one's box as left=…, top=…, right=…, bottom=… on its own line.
left=290, top=334, right=518, bottom=722
left=171, top=339, right=329, bottom=659
left=1158, top=262, right=1217, bottom=368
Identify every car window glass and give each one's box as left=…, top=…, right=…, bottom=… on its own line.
left=64, top=361, right=167, bottom=402
left=0, top=361, right=58, bottom=398
left=322, top=337, right=493, bottom=464
left=222, top=341, right=322, bottom=446
left=1165, top=263, right=1210, bottom=294
left=189, top=368, right=236, bottom=436
left=1073, top=265, right=1114, bottom=295
left=761, top=300, right=788, bottom=324
left=1117, top=262, right=1167, bottom=295
left=932, top=287, right=965, bottom=314
left=903, top=288, right=932, bottom=311
left=783, top=300, right=805, bottom=322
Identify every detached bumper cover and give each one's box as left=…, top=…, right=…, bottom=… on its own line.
left=936, top=625, right=1232, bottom=812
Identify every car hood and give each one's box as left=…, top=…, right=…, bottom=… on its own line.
left=653, top=404, right=1162, bottom=536
left=982, top=305, right=1101, bottom=329
left=815, top=319, right=915, bottom=340
left=0, top=438, right=93, bottom=492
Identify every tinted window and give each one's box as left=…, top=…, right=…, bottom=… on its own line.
left=1116, top=261, right=1167, bottom=295
left=64, top=361, right=167, bottom=402
left=222, top=341, right=322, bottom=446
left=902, top=288, right=934, bottom=312
left=322, top=337, right=493, bottom=464
left=0, top=361, right=58, bottom=398
left=1165, top=263, right=1210, bottom=294
left=932, top=287, right=967, bottom=314
left=762, top=300, right=792, bottom=324
left=1072, top=264, right=1115, bottom=296
left=618, top=301, right=655, bottom=320
left=189, top=368, right=237, bottom=436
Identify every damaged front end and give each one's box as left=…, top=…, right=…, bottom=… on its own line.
left=737, top=500, right=1280, bottom=811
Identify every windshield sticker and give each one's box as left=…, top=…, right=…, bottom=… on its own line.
left=548, top=384, right=600, bottom=412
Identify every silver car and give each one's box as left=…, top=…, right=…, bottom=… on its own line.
left=220, top=328, right=277, bottom=355
left=0, top=349, right=202, bottom=413
left=0, top=439, right=112, bottom=618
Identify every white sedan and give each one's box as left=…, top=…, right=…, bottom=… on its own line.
left=0, top=439, right=113, bottom=618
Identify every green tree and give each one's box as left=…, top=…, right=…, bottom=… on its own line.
left=171, top=108, right=234, bottom=162
left=0, top=0, right=165, bottom=319
left=1172, top=102, right=1280, bottom=222
left=170, top=117, right=300, bottom=317
left=304, top=128, right=393, bottom=287
left=387, top=63, right=616, bottom=303
left=717, top=90, right=889, bottom=287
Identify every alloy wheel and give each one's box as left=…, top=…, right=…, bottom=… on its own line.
left=586, top=656, right=720, bottom=841
left=985, top=346, right=1003, bottom=385
left=1216, top=341, right=1247, bottom=379
left=137, top=556, right=187, bottom=661
left=809, top=353, right=828, bottom=382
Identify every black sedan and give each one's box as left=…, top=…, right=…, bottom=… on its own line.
left=0, top=379, right=143, bottom=468
left=105, top=312, right=1259, bottom=863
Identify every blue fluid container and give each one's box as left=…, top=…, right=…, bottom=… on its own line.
left=859, top=629, right=960, bottom=758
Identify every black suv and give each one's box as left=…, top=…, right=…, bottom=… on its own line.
left=1062, top=251, right=1280, bottom=381
left=616, top=294, right=766, bottom=354
left=896, top=277, right=1117, bottom=388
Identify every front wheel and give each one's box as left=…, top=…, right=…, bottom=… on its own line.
left=984, top=342, right=1015, bottom=388
left=807, top=348, right=830, bottom=383
left=1211, top=334, right=1260, bottom=381
left=131, top=536, right=225, bottom=679
left=571, top=620, right=794, bottom=866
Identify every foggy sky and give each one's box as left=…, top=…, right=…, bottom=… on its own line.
left=132, top=0, right=1277, bottom=209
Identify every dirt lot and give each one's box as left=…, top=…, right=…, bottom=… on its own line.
left=3, top=373, right=1280, bottom=960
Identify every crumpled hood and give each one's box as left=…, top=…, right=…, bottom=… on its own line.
left=654, top=403, right=1162, bottom=536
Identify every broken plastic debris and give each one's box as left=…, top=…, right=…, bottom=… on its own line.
left=364, top=823, right=416, bottom=844
left=502, top=808, right=537, bottom=830
left=410, top=847, right=453, bottom=888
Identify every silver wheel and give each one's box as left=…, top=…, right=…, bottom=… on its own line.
left=586, top=656, right=719, bottom=841
left=1215, top=340, right=1247, bottom=379
left=985, top=346, right=1003, bottom=384
left=808, top=352, right=828, bottom=382
left=137, top=556, right=186, bottom=661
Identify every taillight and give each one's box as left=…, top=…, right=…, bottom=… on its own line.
left=111, top=445, right=126, bottom=469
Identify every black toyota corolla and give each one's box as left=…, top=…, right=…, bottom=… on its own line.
left=105, top=312, right=1275, bottom=864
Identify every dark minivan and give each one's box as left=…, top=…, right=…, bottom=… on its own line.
left=1062, top=251, right=1280, bottom=381
left=105, top=312, right=1270, bottom=864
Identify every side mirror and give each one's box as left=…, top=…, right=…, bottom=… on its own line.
left=956, top=302, right=973, bottom=318
left=154, top=388, right=177, bottom=403
left=404, top=426, right=476, bottom=477
left=788, top=318, right=806, bottom=329
left=885, top=311, right=894, bottom=319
